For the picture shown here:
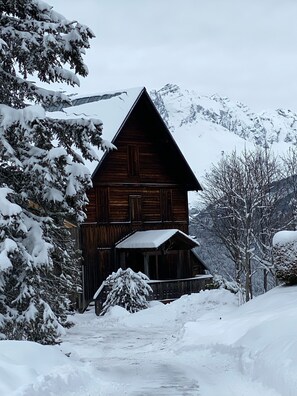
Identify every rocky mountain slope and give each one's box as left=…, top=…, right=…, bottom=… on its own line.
left=150, top=84, right=295, bottom=183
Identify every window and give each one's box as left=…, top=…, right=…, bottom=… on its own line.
left=161, top=189, right=173, bottom=221
left=97, top=188, right=109, bottom=222
left=127, top=145, right=139, bottom=177
left=129, top=195, right=142, bottom=222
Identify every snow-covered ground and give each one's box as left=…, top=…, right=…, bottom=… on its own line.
left=1, top=286, right=297, bottom=395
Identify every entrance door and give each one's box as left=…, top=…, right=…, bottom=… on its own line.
left=125, top=251, right=144, bottom=273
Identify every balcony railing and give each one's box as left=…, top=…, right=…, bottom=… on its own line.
left=94, top=274, right=213, bottom=315
left=147, top=275, right=213, bottom=302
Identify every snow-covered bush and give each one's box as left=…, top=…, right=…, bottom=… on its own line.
left=100, top=268, right=153, bottom=315
left=206, top=274, right=243, bottom=294
left=273, top=232, right=297, bottom=285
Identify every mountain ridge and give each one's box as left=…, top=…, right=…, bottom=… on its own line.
left=151, top=83, right=297, bottom=147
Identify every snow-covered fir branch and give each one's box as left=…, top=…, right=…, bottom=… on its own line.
left=0, top=0, right=110, bottom=344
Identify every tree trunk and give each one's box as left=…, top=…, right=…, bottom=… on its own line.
left=263, top=269, right=268, bottom=292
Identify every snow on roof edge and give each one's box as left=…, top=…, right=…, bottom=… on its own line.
left=115, top=229, right=198, bottom=249
left=273, top=230, right=297, bottom=246
left=70, top=86, right=145, bottom=102
left=47, top=87, right=145, bottom=175
left=90, top=87, right=145, bottom=177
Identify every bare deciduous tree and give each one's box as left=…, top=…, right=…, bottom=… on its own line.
left=281, top=148, right=297, bottom=230
left=202, top=148, right=284, bottom=301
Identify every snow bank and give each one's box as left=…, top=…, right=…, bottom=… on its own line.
left=234, top=286, right=297, bottom=396
left=109, top=289, right=239, bottom=330
left=238, top=315, right=297, bottom=395
left=1, top=287, right=297, bottom=395
left=0, top=341, right=101, bottom=396
left=178, top=286, right=297, bottom=396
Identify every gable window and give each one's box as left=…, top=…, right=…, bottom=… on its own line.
left=161, top=189, right=173, bottom=221
left=127, top=145, right=139, bottom=177
left=129, top=195, right=142, bottom=223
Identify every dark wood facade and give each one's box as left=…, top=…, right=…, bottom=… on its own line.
left=79, top=89, right=205, bottom=307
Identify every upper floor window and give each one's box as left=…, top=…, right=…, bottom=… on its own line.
left=129, top=195, right=142, bottom=223
left=127, top=145, right=139, bottom=177
left=161, top=189, right=173, bottom=221
left=97, top=187, right=109, bottom=222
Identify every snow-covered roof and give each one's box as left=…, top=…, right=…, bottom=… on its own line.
left=48, top=87, right=144, bottom=174
left=273, top=230, right=297, bottom=246
left=115, top=229, right=198, bottom=249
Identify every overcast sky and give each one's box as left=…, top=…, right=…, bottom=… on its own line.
left=48, top=0, right=297, bottom=112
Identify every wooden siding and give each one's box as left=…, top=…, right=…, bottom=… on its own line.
left=93, top=112, right=184, bottom=186
left=85, top=186, right=188, bottom=224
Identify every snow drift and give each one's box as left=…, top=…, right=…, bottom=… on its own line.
left=0, top=286, right=296, bottom=395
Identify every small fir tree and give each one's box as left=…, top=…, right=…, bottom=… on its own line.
left=0, top=0, right=112, bottom=343
left=100, top=268, right=153, bottom=315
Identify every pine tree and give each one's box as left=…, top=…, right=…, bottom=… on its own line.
left=0, top=0, right=111, bottom=343
left=100, top=268, right=153, bottom=315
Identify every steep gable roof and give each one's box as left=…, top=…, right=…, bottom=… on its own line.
left=49, top=87, right=201, bottom=190
left=49, top=87, right=144, bottom=174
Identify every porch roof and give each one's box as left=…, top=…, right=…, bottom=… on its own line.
left=115, top=229, right=198, bottom=250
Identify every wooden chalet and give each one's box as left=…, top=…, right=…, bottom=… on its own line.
left=52, top=88, right=211, bottom=311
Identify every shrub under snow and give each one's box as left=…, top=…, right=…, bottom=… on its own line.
left=100, top=268, right=152, bottom=315
left=207, top=274, right=243, bottom=294
left=273, top=231, right=297, bottom=285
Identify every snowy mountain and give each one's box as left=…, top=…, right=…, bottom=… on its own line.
left=150, top=84, right=295, bottom=183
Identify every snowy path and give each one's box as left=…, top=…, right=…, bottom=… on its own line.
left=63, top=321, right=200, bottom=395
left=61, top=293, right=282, bottom=396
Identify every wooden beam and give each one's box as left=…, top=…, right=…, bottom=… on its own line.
left=144, top=254, right=149, bottom=278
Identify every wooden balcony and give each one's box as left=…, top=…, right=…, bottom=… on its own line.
left=94, top=274, right=213, bottom=315
left=147, top=275, right=213, bottom=302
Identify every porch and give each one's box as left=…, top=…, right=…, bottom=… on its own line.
left=93, top=229, right=212, bottom=314
left=94, top=274, right=213, bottom=315
left=115, top=229, right=199, bottom=280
